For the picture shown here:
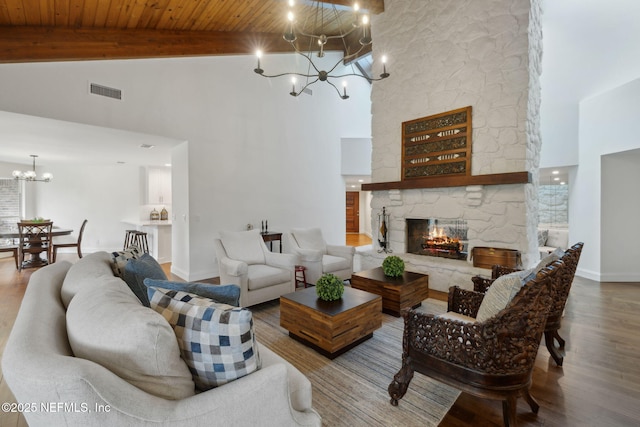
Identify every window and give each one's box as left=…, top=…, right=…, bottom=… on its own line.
left=0, top=179, right=21, bottom=230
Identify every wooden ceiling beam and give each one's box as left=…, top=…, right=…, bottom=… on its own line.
left=322, top=0, right=385, bottom=15
left=0, top=26, right=315, bottom=63
left=343, top=31, right=372, bottom=64
left=0, top=0, right=385, bottom=63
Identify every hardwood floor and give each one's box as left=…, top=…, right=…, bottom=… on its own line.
left=441, top=277, right=640, bottom=427
left=346, top=233, right=372, bottom=247
left=1, top=254, right=639, bottom=426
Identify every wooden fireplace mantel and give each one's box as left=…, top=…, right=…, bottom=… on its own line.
left=361, top=171, right=531, bottom=191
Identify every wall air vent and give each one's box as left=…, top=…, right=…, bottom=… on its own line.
left=90, top=83, right=122, bottom=100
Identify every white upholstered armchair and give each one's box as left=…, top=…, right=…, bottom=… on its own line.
left=213, top=229, right=298, bottom=307
left=284, top=227, right=355, bottom=286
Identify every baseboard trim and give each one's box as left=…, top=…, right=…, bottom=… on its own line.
left=576, top=267, right=640, bottom=283
left=576, top=267, right=601, bottom=282
left=599, top=272, right=640, bottom=282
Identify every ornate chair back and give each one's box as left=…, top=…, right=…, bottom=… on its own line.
left=17, top=221, right=53, bottom=271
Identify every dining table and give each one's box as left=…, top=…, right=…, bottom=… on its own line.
left=0, top=226, right=73, bottom=269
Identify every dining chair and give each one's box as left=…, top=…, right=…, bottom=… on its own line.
left=0, top=239, right=19, bottom=269
left=17, top=221, right=53, bottom=271
left=52, top=219, right=88, bottom=262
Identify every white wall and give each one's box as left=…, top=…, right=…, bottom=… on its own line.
left=0, top=162, right=25, bottom=179
left=361, top=191, right=372, bottom=237
left=32, top=163, right=141, bottom=252
left=539, top=0, right=580, bottom=169
left=539, top=0, right=640, bottom=170
left=341, top=138, right=372, bottom=175
left=0, top=53, right=372, bottom=280
left=574, top=77, right=640, bottom=280
left=170, top=142, right=190, bottom=279
left=601, top=149, right=640, bottom=281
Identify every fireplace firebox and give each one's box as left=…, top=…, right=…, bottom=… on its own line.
left=406, top=218, right=468, bottom=260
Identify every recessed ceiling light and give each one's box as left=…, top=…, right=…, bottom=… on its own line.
left=560, top=181, right=566, bottom=185
left=552, top=170, right=559, bottom=174
left=553, top=177, right=560, bottom=181
left=164, top=163, right=172, bottom=167
left=351, top=185, right=356, bottom=188
left=140, top=144, right=155, bottom=149
left=358, top=179, right=363, bottom=182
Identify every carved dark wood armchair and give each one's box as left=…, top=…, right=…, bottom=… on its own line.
left=472, top=242, right=584, bottom=366
left=388, top=260, right=563, bottom=427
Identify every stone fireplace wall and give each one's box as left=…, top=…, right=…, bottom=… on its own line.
left=362, top=0, right=543, bottom=292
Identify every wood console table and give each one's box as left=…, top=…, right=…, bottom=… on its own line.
left=260, top=231, right=282, bottom=252
left=351, top=267, right=429, bottom=317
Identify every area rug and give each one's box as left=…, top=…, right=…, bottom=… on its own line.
left=251, top=298, right=460, bottom=427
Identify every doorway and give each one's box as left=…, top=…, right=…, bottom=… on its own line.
left=346, top=191, right=359, bottom=233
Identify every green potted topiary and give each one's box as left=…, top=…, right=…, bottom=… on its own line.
left=382, top=255, right=405, bottom=277
left=315, top=273, right=345, bottom=302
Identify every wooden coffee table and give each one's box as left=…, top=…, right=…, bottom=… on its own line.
left=350, top=267, right=429, bottom=317
left=280, top=287, right=382, bottom=359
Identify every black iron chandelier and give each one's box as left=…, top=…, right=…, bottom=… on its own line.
left=253, top=0, right=390, bottom=99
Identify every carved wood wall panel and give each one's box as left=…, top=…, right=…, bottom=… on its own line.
left=402, top=106, right=472, bottom=180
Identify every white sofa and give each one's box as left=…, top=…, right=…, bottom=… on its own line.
left=2, top=252, right=321, bottom=427
left=213, top=229, right=298, bottom=307
left=283, top=228, right=355, bottom=286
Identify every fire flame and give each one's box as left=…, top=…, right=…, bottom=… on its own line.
left=424, top=227, right=461, bottom=251
left=429, top=226, right=446, bottom=239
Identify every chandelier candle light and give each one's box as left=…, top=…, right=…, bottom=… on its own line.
left=12, top=155, right=53, bottom=182
left=254, top=0, right=390, bottom=99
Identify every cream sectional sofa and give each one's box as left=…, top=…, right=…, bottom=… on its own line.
left=2, top=252, right=321, bottom=427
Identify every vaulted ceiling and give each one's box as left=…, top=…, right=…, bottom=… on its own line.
left=0, top=0, right=384, bottom=63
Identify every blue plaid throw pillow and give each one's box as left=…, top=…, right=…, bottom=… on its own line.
left=148, top=287, right=261, bottom=390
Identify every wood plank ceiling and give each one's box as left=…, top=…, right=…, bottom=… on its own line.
left=0, top=0, right=384, bottom=63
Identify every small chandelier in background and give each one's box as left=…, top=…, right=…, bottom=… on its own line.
left=12, top=155, right=53, bottom=182
left=254, top=0, right=390, bottom=100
